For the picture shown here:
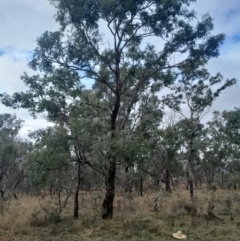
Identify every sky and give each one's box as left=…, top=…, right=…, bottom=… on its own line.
left=0, top=0, right=240, bottom=138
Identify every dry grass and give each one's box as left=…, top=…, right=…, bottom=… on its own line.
left=0, top=186, right=240, bottom=240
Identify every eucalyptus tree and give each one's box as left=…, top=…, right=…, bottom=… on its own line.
left=197, top=127, right=220, bottom=186
left=27, top=124, right=88, bottom=219
left=1, top=0, right=227, bottom=218
left=67, top=91, right=110, bottom=218
left=27, top=93, right=107, bottom=218
left=205, top=109, right=240, bottom=187
left=163, top=64, right=236, bottom=200
left=0, top=114, right=29, bottom=199
left=27, top=125, right=74, bottom=211
left=157, top=120, right=185, bottom=192
left=223, top=108, right=240, bottom=186
left=126, top=92, right=163, bottom=195
left=174, top=118, right=205, bottom=190
left=198, top=113, right=229, bottom=187
left=222, top=108, right=240, bottom=148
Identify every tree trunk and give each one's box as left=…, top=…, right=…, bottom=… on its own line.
left=188, top=168, right=194, bottom=201
left=124, top=166, right=133, bottom=193
left=190, top=179, right=194, bottom=200
left=101, top=90, right=120, bottom=219
left=221, top=171, right=224, bottom=187
left=140, top=177, right=143, bottom=196
left=234, top=181, right=237, bottom=190
left=74, top=163, right=81, bottom=219
left=102, top=159, right=116, bottom=219
left=0, top=190, right=4, bottom=197
left=186, top=171, right=189, bottom=190
left=188, top=126, right=195, bottom=202
left=199, top=178, right=202, bottom=188
left=194, top=179, right=197, bottom=189
left=165, top=169, right=171, bottom=192
left=99, top=45, right=121, bottom=217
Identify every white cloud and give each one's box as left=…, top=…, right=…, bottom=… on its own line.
left=192, top=0, right=240, bottom=37
left=0, top=0, right=59, bottom=50
left=0, top=105, right=51, bottom=139
left=0, top=0, right=58, bottom=138
left=191, top=0, right=240, bottom=115
left=0, top=50, right=32, bottom=93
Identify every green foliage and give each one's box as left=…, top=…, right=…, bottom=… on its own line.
left=163, top=64, right=236, bottom=118
left=1, top=0, right=227, bottom=118
left=0, top=114, right=30, bottom=197
left=222, top=108, right=240, bottom=146
left=26, top=126, right=72, bottom=188
left=0, top=0, right=236, bottom=217
left=203, top=108, right=240, bottom=182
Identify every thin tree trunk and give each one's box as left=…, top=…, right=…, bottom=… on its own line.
left=140, top=177, right=143, bottom=196
left=188, top=125, right=195, bottom=202
left=0, top=190, right=4, bottom=197
left=154, top=169, right=165, bottom=211
left=189, top=166, right=194, bottom=201
left=74, top=163, right=81, bottom=219
left=165, top=169, right=171, bottom=192
left=234, top=181, right=237, bottom=190
left=123, top=166, right=132, bottom=193
left=222, top=171, right=224, bottom=187
left=190, top=179, right=194, bottom=200
left=186, top=171, right=189, bottom=190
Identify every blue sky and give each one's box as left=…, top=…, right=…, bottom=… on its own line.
left=0, top=0, right=240, bottom=138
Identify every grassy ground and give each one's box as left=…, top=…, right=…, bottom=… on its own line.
left=0, top=186, right=240, bottom=240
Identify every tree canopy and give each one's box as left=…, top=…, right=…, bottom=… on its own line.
left=0, top=0, right=238, bottom=218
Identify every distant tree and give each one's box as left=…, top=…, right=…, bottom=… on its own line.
left=27, top=97, right=107, bottom=219
left=1, top=0, right=228, bottom=218
left=222, top=108, right=240, bottom=147
left=27, top=125, right=78, bottom=215
left=163, top=64, right=236, bottom=200
left=205, top=109, right=240, bottom=188
left=161, top=126, right=183, bottom=191
left=0, top=114, right=29, bottom=199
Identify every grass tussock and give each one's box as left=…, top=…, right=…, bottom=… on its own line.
left=0, top=187, right=240, bottom=240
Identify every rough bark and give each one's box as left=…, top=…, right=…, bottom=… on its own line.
left=165, top=169, right=171, bottom=193
left=154, top=169, right=165, bottom=211
left=190, top=179, right=194, bottom=200
left=74, top=163, right=81, bottom=219
left=234, top=182, right=237, bottom=190
left=186, top=171, right=189, bottom=190
left=0, top=190, right=4, bottom=197
left=102, top=160, right=116, bottom=219
left=140, top=177, right=143, bottom=196
left=101, top=89, right=120, bottom=219
left=188, top=166, right=194, bottom=201
left=188, top=126, right=195, bottom=202
left=221, top=171, right=224, bottom=187
left=123, top=166, right=133, bottom=193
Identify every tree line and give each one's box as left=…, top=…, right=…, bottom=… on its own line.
left=0, top=0, right=238, bottom=220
